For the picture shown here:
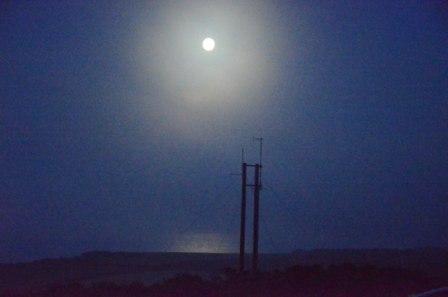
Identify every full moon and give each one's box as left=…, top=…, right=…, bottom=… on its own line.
left=202, top=37, right=215, bottom=51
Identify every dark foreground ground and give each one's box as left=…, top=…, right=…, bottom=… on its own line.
left=1, top=249, right=447, bottom=296
left=2, top=264, right=448, bottom=297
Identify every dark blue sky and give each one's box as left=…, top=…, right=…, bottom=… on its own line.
left=1, top=1, right=447, bottom=262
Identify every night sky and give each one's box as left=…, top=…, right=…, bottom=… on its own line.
left=1, top=1, right=447, bottom=263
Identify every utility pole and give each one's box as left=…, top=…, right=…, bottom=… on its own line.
left=252, top=164, right=260, bottom=273
left=254, top=137, right=263, bottom=187
left=239, top=162, right=247, bottom=272
left=238, top=138, right=263, bottom=274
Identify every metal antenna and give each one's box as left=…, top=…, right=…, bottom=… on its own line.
left=252, top=137, right=263, bottom=165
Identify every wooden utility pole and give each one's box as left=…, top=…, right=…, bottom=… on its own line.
left=239, top=163, right=247, bottom=272
left=239, top=138, right=263, bottom=273
left=252, top=164, right=260, bottom=273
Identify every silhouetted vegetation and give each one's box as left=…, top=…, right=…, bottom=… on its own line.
left=2, top=263, right=447, bottom=297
